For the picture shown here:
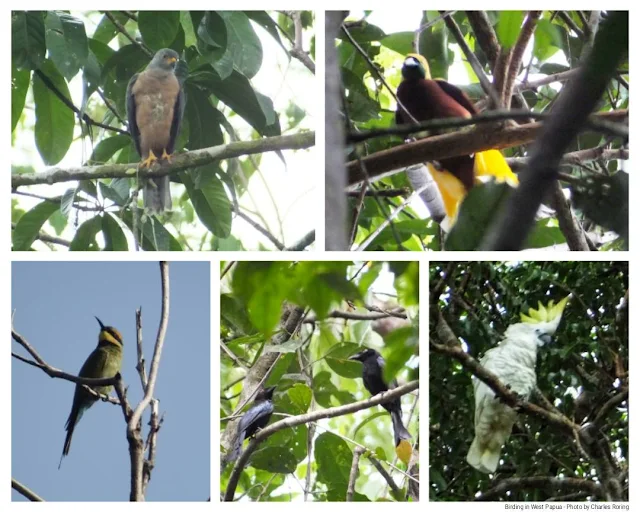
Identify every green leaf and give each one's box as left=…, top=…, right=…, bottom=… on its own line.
left=198, top=11, right=228, bottom=49
left=12, top=11, right=46, bottom=70
left=199, top=70, right=280, bottom=135
left=244, top=11, right=288, bottom=54
left=337, top=22, right=386, bottom=43
left=101, top=44, right=149, bottom=114
left=263, top=353, right=295, bottom=387
left=48, top=210, right=67, bottom=235
left=89, top=134, right=132, bottom=165
left=12, top=200, right=59, bottom=250
left=497, top=11, right=524, bottom=50
left=418, top=11, right=449, bottom=80
left=380, top=31, right=415, bottom=56
left=220, top=294, right=256, bottom=335
left=45, top=11, right=88, bottom=81
left=60, top=188, right=76, bottom=217
left=382, top=326, right=417, bottom=384
left=102, top=213, right=128, bottom=251
left=93, top=12, right=128, bottom=45
left=32, top=60, right=74, bottom=165
left=121, top=211, right=183, bottom=251
left=264, top=337, right=307, bottom=353
left=282, top=384, right=312, bottom=415
left=391, top=261, right=419, bottom=307
left=183, top=85, right=224, bottom=150
left=139, top=11, right=181, bottom=51
left=247, top=279, right=285, bottom=337
left=325, top=341, right=364, bottom=379
left=219, top=12, right=263, bottom=79
left=533, top=19, right=564, bottom=62
left=181, top=172, right=232, bottom=238
left=445, top=181, right=515, bottom=250
left=11, top=67, right=30, bottom=132
left=69, top=215, right=102, bottom=250
left=98, top=179, right=130, bottom=206
left=249, top=446, right=299, bottom=474
left=315, top=432, right=353, bottom=491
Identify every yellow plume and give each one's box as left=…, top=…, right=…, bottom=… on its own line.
left=474, top=150, right=519, bottom=186
left=520, top=295, right=571, bottom=324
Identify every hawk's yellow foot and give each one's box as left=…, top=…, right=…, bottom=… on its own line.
left=160, top=148, right=173, bottom=163
left=140, top=150, right=158, bottom=169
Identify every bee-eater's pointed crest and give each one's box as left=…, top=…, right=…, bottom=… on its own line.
left=520, top=294, right=571, bottom=324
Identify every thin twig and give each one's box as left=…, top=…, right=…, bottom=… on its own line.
left=354, top=183, right=431, bottom=251
left=104, top=11, right=153, bottom=57
left=346, top=446, right=365, bottom=501
left=288, top=11, right=315, bottom=73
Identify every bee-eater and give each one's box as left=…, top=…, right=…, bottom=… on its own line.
left=59, top=317, right=123, bottom=468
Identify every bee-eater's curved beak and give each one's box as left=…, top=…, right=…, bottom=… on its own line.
left=94, top=316, right=105, bottom=330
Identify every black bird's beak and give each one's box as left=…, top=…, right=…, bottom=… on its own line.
left=94, top=316, right=105, bottom=330
left=349, top=351, right=364, bottom=362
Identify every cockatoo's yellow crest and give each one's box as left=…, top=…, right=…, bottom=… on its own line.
left=520, top=295, right=571, bottom=324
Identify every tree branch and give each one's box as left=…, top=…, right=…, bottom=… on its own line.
left=483, top=11, right=628, bottom=250
left=346, top=110, right=626, bottom=185
left=288, top=11, right=315, bottom=73
left=12, top=478, right=44, bottom=502
left=346, top=446, right=365, bottom=501
left=11, top=329, right=122, bottom=392
left=223, top=380, right=419, bottom=501
left=285, top=230, right=315, bottom=251
left=12, top=131, right=315, bottom=188
left=126, top=261, right=170, bottom=501
left=477, top=476, right=605, bottom=501
left=430, top=314, right=578, bottom=434
left=502, top=12, right=542, bottom=108
left=441, top=11, right=502, bottom=108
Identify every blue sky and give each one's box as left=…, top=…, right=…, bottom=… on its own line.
left=11, top=261, right=210, bottom=501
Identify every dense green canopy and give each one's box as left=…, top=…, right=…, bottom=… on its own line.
left=430, top=261, right=628, bottom=501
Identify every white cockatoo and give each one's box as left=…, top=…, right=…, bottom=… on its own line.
left=466, top=295, right=570, bottom=474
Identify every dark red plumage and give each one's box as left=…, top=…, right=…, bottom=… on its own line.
left=396, top=56, right=478, bottom=190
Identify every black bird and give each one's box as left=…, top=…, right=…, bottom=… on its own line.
left=349, top=348, right=411, bottom=446
left=226, top=386, right=276, bottom=465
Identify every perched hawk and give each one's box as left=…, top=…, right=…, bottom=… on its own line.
left=126, top=48, right=185, bottom=212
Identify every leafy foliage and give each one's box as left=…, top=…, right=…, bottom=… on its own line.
left=11, top=10, right=314, bottom=251
left=338, top=11, right=628, bottom=250
left=221, top=261, right=419, bottom=501
left=429, top=261, right=628, bottom=501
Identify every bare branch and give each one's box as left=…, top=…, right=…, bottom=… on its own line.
left=12, top=478, right=44, bottom=502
